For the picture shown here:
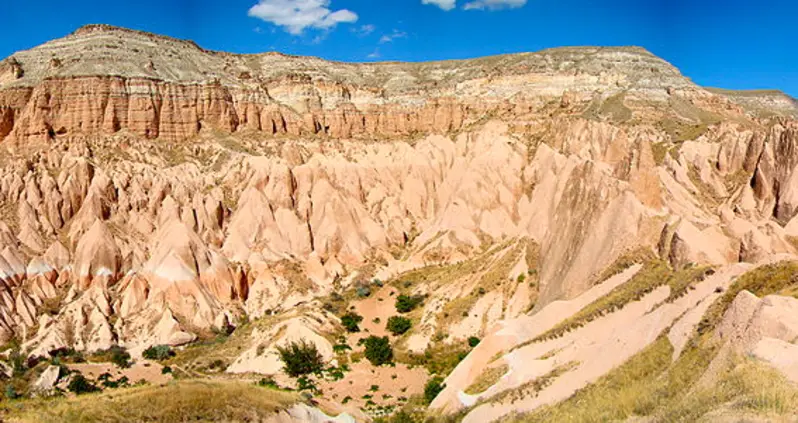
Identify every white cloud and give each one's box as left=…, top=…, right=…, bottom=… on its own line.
left=248, top=0, right=358, bottom=35
left=463, top=0, right=526, bottom=10
left=379, top=30, right=407, bottom=43
left=352, top=24, right=376, bottom=36
left=422, top=0, right=456, bottom=11
left=367, top=49, right=381, bottom=59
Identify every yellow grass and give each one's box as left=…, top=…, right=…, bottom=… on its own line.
left=465, top=364, right=509, bottom=395
left=1, top=379, right=298, bottom=423
left=529, top=259, right=711, bottom=343
left=505, top=336, right=798, bottom=423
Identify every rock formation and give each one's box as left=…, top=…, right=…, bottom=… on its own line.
left=1, top=24, right=798, bottom=422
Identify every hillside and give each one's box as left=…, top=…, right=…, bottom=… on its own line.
left=0, top=25, right=797, bottom=422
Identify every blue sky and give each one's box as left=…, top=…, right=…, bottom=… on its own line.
left=2, top=0, right=797, bottom=97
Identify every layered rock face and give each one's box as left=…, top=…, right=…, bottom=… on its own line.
left=0, top=25, right=697, bottom=143
left=1, top=24, right=798, bottom=421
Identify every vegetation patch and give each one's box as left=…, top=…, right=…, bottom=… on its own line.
left=697, top=261, right=798, bottom=336
left=142, top=345, right=175, bottom=361
left=490, top=361, right=578, bottom=406
left=524, top=258, right=712, bottom=346
left=88, top=346, right=132, bottom=369
left=341, top=312, right=364, bottom=333
left=276, top=339, right=325, bottom=377
left=465, top=363, right=509, bottom=395
left=395, top=295, right=424, bottom=313
left=398, top=342, right=471, bottom=377
left=424, top=376, right=446, bottom=405
left=1, top=379, right=297, bottom=423
left=386, top=316, right=413, bottom=336
left=363, top=336, right=394, bottom=366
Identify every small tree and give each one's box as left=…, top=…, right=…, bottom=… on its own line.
left=468, top=336, right=480, bottom=347
left=424, top=376, right=445, bottom=405
left=386, top=316, right=412, bottom=336
left=143, top=345, right=174, bottom=361
left=276, top=340, right=325, bottom=377
left=395, top=294, right=423, bottom=313
left=94, top=346, right=132, bottom=369
left=68, top=374, right=99, bottom=395
left=341, top=312, right=364, bottom=333
left=363, top=336, right=393, bottom=366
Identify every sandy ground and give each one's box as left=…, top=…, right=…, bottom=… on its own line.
left=315, top=286, right=429, bottom=417
left=349, top=286, right=400, bottom=338
left=317, top=359, right=428, bottom=416
left=68, top=360, right=173, bottom=385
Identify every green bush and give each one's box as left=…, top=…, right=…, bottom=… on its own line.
left=341, top=312, right=363, bottom=333
left=4, top=385, right=18, bottom=400
left=276, top=340, right=325, bottom=377
left=424, top=376, right=446, bottom=405
left=91, top=346, right=132, bottom=369
left=468, top=336, right=481, bottom=347
left=143, top=345, right=174, bottom=361
left=386, top=316, right=412, bottom=335
left=356, top=284, right=372, bottom=298
left=110, top=346, right=132, bottom=368
left=257, top=377, right=279, bottom=389
left=363, top=336, right=393, bottom=366
left=98, top=372, right=130, bottom=389
left=68, top=374, right=100, bottom=395
left=395, top=294, right=423, bottom=313
left=161, top=366, right=173, bottom=374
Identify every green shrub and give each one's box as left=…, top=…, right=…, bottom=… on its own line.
left=296, top=376, right=318, bottom=393
left=9, top=350, right=26, bottom=377
left=91, top=346, right=132, bottom=369
left=363, top=336, right=393, bottom=366
left=341, top=312, right=363, bottom=333
left=395, top=295, right=423, bottom=313
left=424, top=376, right=446, bottom=405
left=161, top=366, right=173, bottom=374
left=388, top=410, right=415, bottom=423
left=143, top=345, right=174, bottom=361
left=68, top=374, right=100, bottom=395
left=276, top=340, right=325, bottom=377
left=468, top=336, right=481, bottom=347
left=386, top=316, right=412, bottom=335
left=4, top=385, right=18, bottom=400
left=356, top=284, right=372, bottom=298
left=257, top=377, right=279, bottom=389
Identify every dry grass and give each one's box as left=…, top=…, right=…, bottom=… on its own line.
left=697, top=261, right=798, bottom=336
left=506, top=334, right=798, bottom=422
left=591, top=247, right=655, bottom=286
left=489, top=361, right=578, bottom=406
left=530, top=259, right=710, bottom=343
left=464, top=364, right=509, bottom=395
left=506, top=336, right=674, bottom=422
left=582, top=92, right=632, bottom=122
left=1, top=379, right=298, bottom=423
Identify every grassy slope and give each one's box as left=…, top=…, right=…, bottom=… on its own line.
left=499, top=261, right=798, bottom=423
left=505, top=337, right=798, bottom=423
left=0, top=379, right=298, bottom=423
